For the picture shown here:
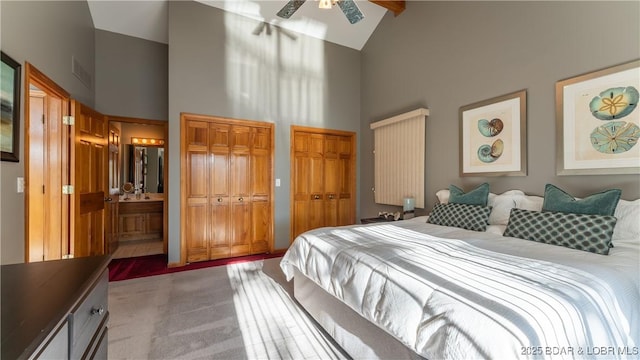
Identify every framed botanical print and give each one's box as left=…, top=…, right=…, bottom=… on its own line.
left=556, top=60, right=640, bottom=175
left=459, top=89, right=527, bottom=176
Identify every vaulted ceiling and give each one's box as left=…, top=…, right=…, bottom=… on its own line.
left=88, top=0, right=404, bottom=50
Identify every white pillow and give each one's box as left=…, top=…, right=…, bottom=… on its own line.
left=517, top=194, right=544, bottom=212
left=488, top=190, right=525, bottom=226
left=612, top=199, right=640, bottom=245
left=435, top=189, right=450, bottom=204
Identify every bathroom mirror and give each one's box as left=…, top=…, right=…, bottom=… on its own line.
left=121, top=144, right=164, bottom=193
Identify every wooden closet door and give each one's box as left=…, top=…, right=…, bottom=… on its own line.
left=209, top=123, right=231, bottom=259
left=290, top=126, right=356, bottom=243
left=230, top=126, right=251, bottom=256
left=324, top=135, right=339, bottom=227
left=250, top=127, right=272, bottom=254
left=184, top=120, right=210, bottom=262
left=181, top=113, right=274, bottom=265
left=338, top=136, right=355, bottom=226
left=292, top=133, right=311, bottom=239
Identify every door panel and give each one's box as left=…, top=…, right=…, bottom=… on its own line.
left=185, top=200, right=209, bottom=263
left=251, top=200, right=270, bottom=254
left=105, top=125, right=120, bottom=254
left=72, top=101, right=106, bottom=258
left=185, top=120, right=210, bottom=261
left=27, top=91, right=46, bottom=262
left=231, top=200, right=251, bottom=256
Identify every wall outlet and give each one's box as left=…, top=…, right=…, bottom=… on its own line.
left=17, top=177, right=24, bottom=193
left=275, top=178, right=281, bottom=187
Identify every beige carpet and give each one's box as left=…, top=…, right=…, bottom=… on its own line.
left=108, top=257, right=349, bottom=359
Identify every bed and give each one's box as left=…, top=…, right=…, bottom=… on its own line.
left=280, top=188, right=640, bottom=359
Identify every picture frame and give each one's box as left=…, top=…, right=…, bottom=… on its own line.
left=555, top=60, right=640, bottom=175
left=1, top=51, right=21, bottom=162
left=459, top=89, right=527, bottom=176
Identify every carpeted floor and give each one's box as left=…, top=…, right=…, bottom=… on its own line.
left=108, top=253, right=283, bottom=282
left=108, top=257, right=349, bottom=359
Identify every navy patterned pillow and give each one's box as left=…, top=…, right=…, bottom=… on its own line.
left=504, top=208, right=617, bottom=255
left=427, top=203, right=491, bottom=232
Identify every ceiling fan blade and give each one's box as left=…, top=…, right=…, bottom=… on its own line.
left=277, top=0, right=306, bottom=19
left=337, top=0, right=364, bottom=24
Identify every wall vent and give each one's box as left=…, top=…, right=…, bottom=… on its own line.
left=72, top=56, right=92, bottom=89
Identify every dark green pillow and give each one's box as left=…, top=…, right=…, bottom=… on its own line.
left=504, top=208, right=617, bottom=255
left=449, top=183, right=490, bottom=207
left=542, top=184, right=621, bottom=216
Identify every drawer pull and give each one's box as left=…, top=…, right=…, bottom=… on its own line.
left=314, top=195, right=320, bottom=200
left=91, top=306, right=105, bottom=316
left=239, top=197, right=244, bottom=202
left=217, top=197, right=223, bottom=202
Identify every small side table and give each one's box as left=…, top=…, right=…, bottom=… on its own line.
left=360, top=217, right=397, bottom=224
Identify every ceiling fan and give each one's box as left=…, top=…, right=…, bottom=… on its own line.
left=277, top=0, right=365, bottom=25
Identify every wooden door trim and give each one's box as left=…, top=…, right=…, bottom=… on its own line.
left=289, top=125, right=357, bottom=245
left=24, top=63, right=71, bottom=262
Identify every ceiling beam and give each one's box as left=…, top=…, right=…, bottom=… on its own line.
left=369, top=1, right=406, bottom=16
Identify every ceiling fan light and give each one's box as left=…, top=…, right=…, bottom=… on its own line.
left=318, top=0, right=333, bottom=9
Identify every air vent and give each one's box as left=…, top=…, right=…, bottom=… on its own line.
left=72, top=56, right=92, bottom=89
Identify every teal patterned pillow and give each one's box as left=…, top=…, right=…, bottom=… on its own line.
left=449, top=183, right=490, bottom=207
left=542, top=184, right=621, bottom=216
left=427, top=203, right=491, bottom=232
left=504, top=208, right=617, bottom=255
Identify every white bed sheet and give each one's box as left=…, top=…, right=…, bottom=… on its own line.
left=281, top=218, right=640, bottom=359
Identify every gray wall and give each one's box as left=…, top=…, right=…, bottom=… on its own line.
left=1, top=1, right=95, bottom=264
left=167, top=1, right=361, bottom=262
left=360, top=1, right=640, bottom=217
left=95, top=30, right=168, bottom=120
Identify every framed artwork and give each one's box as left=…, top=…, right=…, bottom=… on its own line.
left=1, top=51, right=21, bottom=162
left=556, top=60, right=640, bottom=175
left=459, top=89, right=527, bottom=176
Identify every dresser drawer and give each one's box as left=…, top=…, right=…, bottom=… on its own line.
left=70, top=269, right=108, bottom=358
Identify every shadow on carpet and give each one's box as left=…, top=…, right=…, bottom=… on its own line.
left=109, top=253, right=283, bottom=282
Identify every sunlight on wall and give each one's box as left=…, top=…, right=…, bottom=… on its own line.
left=224, top=7, right=326, bottom=125
left=226, top=261, right=346, bottom=359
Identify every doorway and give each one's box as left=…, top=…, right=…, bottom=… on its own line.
left=24, top=63, right=71, bottom=261
left=108, top=116, right=168, bottom=259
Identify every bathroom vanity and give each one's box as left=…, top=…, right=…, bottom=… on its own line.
left=118, top=197, right=163, bottom=242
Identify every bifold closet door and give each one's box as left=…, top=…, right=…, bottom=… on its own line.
left=182, top=114, right=274, bottom=264
left=290, top=126, right=356, bottom=242
left=184, top=120, right=211, bottom=263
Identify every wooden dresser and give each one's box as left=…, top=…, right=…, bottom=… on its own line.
left=1, top=255, right=111, bottom=359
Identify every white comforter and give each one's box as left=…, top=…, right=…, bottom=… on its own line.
left=280, top=218, right=640, bottom=360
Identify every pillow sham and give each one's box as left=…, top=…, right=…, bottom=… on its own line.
left=504, top=208, right=617, bottom=255
left=612, top=199, right=640, bottom=246
left=427, top=203, right=491, bottom=232
left=487, top=190, right=525, bottom=226
left=542, top=184, right=621, bottom=216
left=449, top=183, right=490, bottom=207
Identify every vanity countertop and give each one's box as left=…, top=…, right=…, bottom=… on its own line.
left=119, top=195, right=164, bottom=203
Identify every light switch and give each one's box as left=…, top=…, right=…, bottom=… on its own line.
left=275, top=178, right=281, bottom=187
left=17, top=177, right=24, bottom=193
